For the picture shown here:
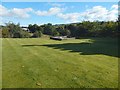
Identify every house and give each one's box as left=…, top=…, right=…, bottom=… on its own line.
left=21, top=26, right=29, bottom=32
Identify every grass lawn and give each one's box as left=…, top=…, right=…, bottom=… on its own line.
left=2, top=38, right=118, bottom=88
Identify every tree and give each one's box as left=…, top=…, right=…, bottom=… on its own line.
left=32, top=31, right=42, bottom=38
left=67, top=24, right=78, bottom=37
left=28, top=24, right=34, bottom=33
left=28, top=24, right=40, bottom=33
left=3, top=22, right=30, bottom=38
left=64, top=29, right=71, bottom=36
left=56, top=26, right=65, bottom=36
left=75, top=25, right=88, bottom=38
left=43, top=23, right=57, bottom=36
left=2, top=27, right=10, bottom=38
left=2, top=21, right=118, bottom=38
left=52, top=30, right=60, bottom=36
left=20, top=30, right=30, bottom=38
left=38, top=26, right=44, bottom=33
left=43, top=23, right=52, bottom=35
left=4, top=22, right=21, bottom=38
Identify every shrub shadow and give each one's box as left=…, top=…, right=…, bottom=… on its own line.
left=22, top=45, right=41, bottom=47
left=22, top=38, right=118, bottom=58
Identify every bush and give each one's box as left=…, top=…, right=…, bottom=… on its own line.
left=32, top=31, right=42, bottom=38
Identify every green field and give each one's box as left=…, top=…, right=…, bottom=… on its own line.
left=2, top=38, right=118, bottom=88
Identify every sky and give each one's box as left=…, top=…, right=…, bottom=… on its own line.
left=0, top=2, right=119, bottom=26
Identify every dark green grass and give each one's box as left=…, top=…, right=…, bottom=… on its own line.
left=2, top=38, right=118, bottom=88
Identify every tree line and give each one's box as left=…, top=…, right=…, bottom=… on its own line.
left=1, top=20, right=119, bottom=38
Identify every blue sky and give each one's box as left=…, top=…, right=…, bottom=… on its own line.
left=0, top=2, right=118, bottom=26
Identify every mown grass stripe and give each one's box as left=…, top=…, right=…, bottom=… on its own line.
left=2, top=38, right=118, bottom=88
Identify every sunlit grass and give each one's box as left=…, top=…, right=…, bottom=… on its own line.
left=2, top=38, right=118, bottom=88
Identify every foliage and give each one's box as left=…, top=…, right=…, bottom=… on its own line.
left=2, top=22, right=30, bottom=38
left=32, top=31, right=42, bottom=38
left=1, top=21, right=119, bottom=38
left=20, top=30, right=31, bottom=38
left=52, top=29, right=60, bottom=36
left=2, top=27, right=10, bottom=38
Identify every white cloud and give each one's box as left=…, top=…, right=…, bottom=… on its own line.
left=82, top=5, right=118, bottom=21
left=81, top=6, right=109, bottom=21
left=111, top=4, right=118, bottom=10
left=0, top=5, right=10, bottom=16
left=0, top=4, right=118, bottom=23
left=0, top=5, right=33, bottom=18
left=35, top=7, right=63, bottom=16
left=57, top=5, right=118, bottom=22
left=11, top=8, right=33, bottom=18
left=57, top=13, right=80, bottom=22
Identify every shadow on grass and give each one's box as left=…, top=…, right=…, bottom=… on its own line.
left=22, top=38, right=118, bottom=58
left=22, top=45, right=42, bottom=47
